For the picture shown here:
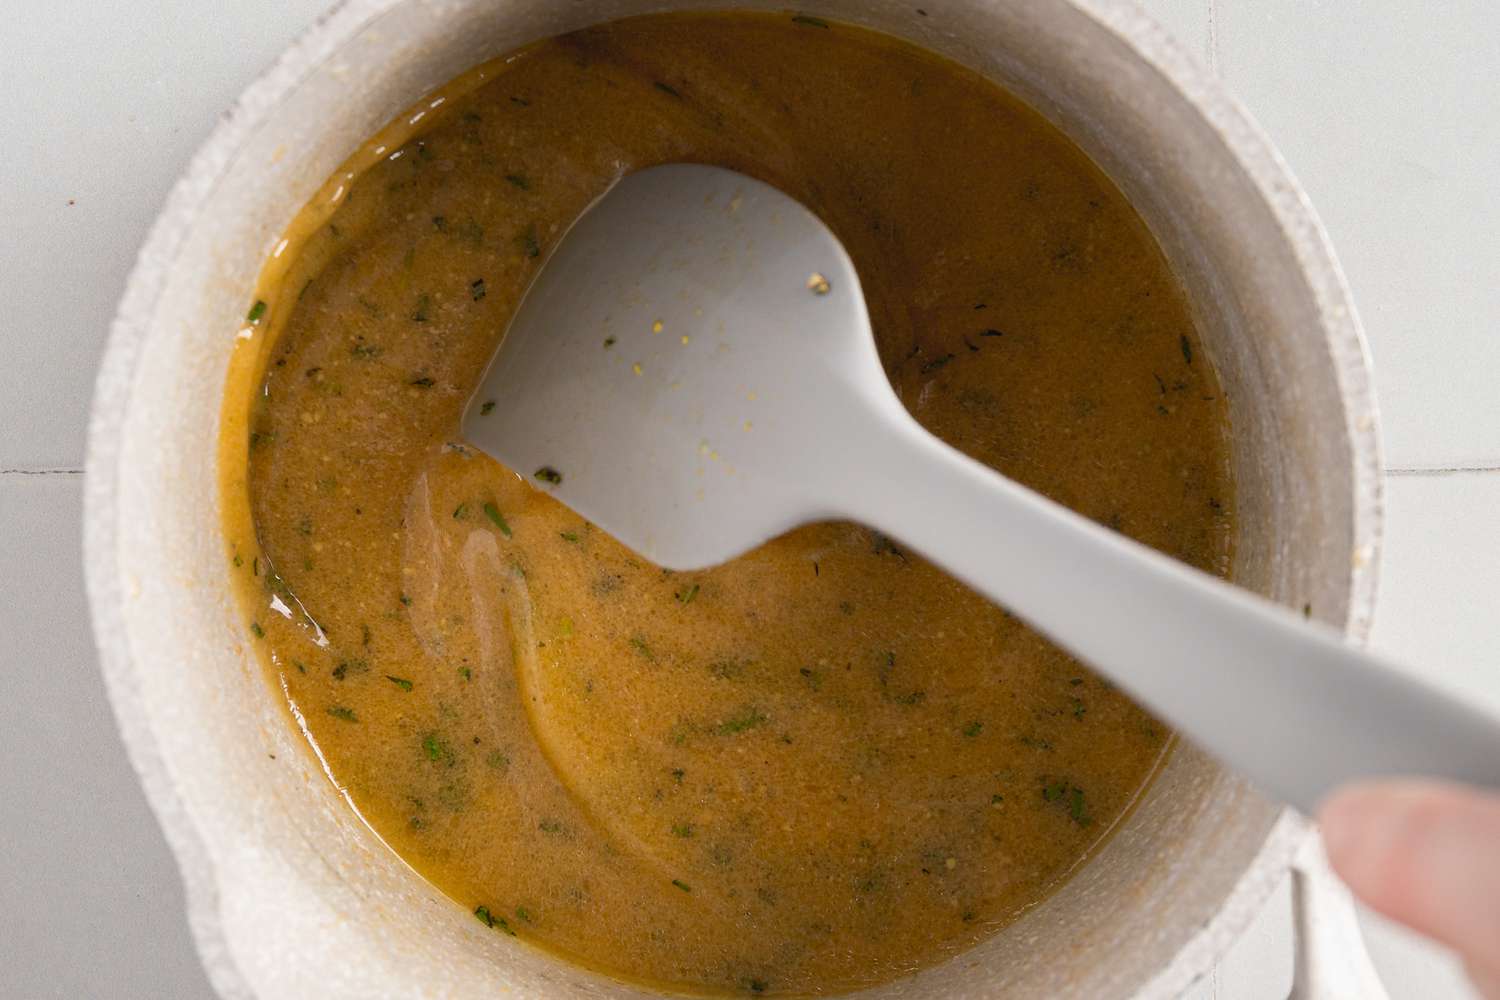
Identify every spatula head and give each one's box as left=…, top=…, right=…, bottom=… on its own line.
left=462, top=164, right=891, bottom=569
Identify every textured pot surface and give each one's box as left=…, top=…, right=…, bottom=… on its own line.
left=84, top=1, right=1381, bottom=997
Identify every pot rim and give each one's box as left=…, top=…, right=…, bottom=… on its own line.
left=82, top=1, right=1383, bottom=997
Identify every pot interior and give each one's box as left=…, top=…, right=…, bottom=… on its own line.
left=96, top=1, right=1372, bottom=997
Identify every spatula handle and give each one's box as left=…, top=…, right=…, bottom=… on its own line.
left=842, top=415, right=1500, bottom=813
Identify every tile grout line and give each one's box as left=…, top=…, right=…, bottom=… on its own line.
left=1207, top=0, right=1221, bottom=78
left=1385, top=465, right=1500, bottom=477
left=1, top=468, right=85, bottom=476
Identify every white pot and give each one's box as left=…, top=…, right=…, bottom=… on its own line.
left=84, top=1, right=1382, bottom=996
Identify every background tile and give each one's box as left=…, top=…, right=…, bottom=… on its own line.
left=1216, top=0, right=1500, bottom=470
left=0, top=475, right=215, bottom=998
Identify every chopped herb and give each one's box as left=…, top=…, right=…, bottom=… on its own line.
left=1070, top=787, right=1092, bottom=825
left=410, top=375, right=436, bottom=388
left=962, top=720, right=983, bottom=738
left=470, top=278, right=487, bottom=301
left=920, top=352, right=956, bottom=373
left=671, top=768, right=685, bottom=782
left=671, top=823, right=695, bottom=838
left=1042, top=780, right=1067, bottom=802
left=246, top=300, right=267, bottom=324
left=483, top=502, right=513, bottom=536
left=1303, top=602, right=1313, bottom=619
left=249, top=622, right=264, bottom=638
left=518, top=226, right=541, bottom=259
left=505, top=173, right=531, bottom=190
left=432, top=215, right=448, bottom=232
left=799, top=667, right=822, bottom=690
left=331, top=658, right=369, bottom=680
left=232, top=553, right=243, bottom=567
left=629, top=635, right=655, bottom=661
left=675, top=583, right=700, bottom=604
left=485, top=749, right=509, bottom=769
left=515, top=906, right=533, bottom=923
left=412, top=294, right=431, bottom=322
left=1072, top=698, right=1087, bottom=719
left=1180, top=334, right=1193, bottom=365
left=555, top=531, right=579, bottom=545
left=422, top=732, right=450, bottom=762
left=400, top=594, right=412, bottom=607
left=453, top=503, right=469, bottom=520
left=980, top=328, right=1004, bottom=337
left=748, top=979, right=768, bottom=994
left=456, top=217, right=485, bottom=245
left=351, top=343, right=380, bottom=359
left=791, top=13, right=830, bottom=27
left=671, top=879, right=692, bottom=893
left=895, top=690, right=927, bottom=706
left=327, top=706, right=358, bottom=723
left=962, top=335, right=980, bottom=352
left=871, top=532, right=906, bottom=560
left=534, top=466, right=562, bottom=485
left=991, top=793, right=1005, bottom=804
left=386, top=675, right=414, bottom=692
left=474, top=906, right=516, bottom=936
left=715, top=707, right=767, bottom=735
left=603, top=336, right=617, bottom=349
left=510, top=95, right=530, bottom=107
left=654, top=81, right=682, bottom=98
left=479, top=400, right=496, bottom=416
left=538, top=818, right=564, bottom=834
left=459, top=667, right=473, bottom=682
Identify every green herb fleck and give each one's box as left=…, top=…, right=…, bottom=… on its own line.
left=483, top=502, right=512, bottom=537
left=470, top=278, right=486, bottom=301
left=386, top=675, right=414, bottom=692
left=629, top=635, right=655, bottom=661
left=412, top=293, right=431, bottom=322
left=331, top=659, right=368, bottom=681
left=654, top=81, right=682, bottom=98
left=432, top=215, right=448, bottom=232
left=715, top=707, right=767, bottom=735
left=675, top=583, right=699, bottom=604
left=410, top=375, right=436, bottom=388
left=422, top=732, right=450, bottom=762
left=505, top=173, right=531, bottom=190
left=453, top=503, right=469, bottom=520
left=477, top=400, right=495, bottom=417
left=327, top=706, right=358, bottom=722
left=400, top=594, right=412, bottom=607
left=559, top=531, right=579, bottom=543
left=1072, top=698, right=1087, bottom=720
left=962, top=720, right=983, bottom=738
left=671, top=879, right=692, bottom=893
left=246, top=300, right=268, bottom=324
left=515, top=906, right=533, bottom=923
left=991, top=793, right=1005, bottom=804
left=518, top=226, right=541, bottom=259
left=1180, top=334, right=1193, bottom=365
left=671, top=823, right=694, bottom=838
left=485, top=749, right=509, bottom=769
left=534, top=466, right=562, bottom=485
left=671, top=768, right=685, bottom=783
left=603, top=336, right=617, bottom=349
left=748, top=979, right=768, bottom=993
left=474, top=906, right=516, bottom=935
left=791, top=13, right=830, bottom=27
left=538, top=818, right=564, bottom=834
left=458, top=666, right=473, bottom=682
left=1070, top=786, right=1092, bottom=826
left=351, top=342, right=380, bottom=359
left=249, top=622, right=265, bottom=638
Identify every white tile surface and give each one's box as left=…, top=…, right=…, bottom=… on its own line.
left=1, top=0, right=1497, bottom=997
left=1215, top=0, right=1500, bottom=471
left=0, top=475, right=214, bottom=998
left=0, top=0, right=331, bottom=470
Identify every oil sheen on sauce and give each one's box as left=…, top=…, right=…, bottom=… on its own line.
left=221, top=12, right=1236, bottom=996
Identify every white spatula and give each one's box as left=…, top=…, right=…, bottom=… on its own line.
left=463, top=163, right=1500, bottom=813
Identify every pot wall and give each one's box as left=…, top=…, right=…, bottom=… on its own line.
left=84, top=1, right=1380, bottom=997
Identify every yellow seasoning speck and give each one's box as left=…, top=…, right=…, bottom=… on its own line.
left=945, top=857, right=957, bottom=870
left=807, top=272, right=831, bottom=295
left=681, top=335, right=690, bottom=345
left=652, top=319, right=664, bottom=333
left=633, top=363, right=643, bottom=375
left=743, top=421, right=753, bottom=432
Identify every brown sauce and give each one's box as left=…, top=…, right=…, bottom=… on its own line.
left=221, top=11, right=1235, bottom=995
